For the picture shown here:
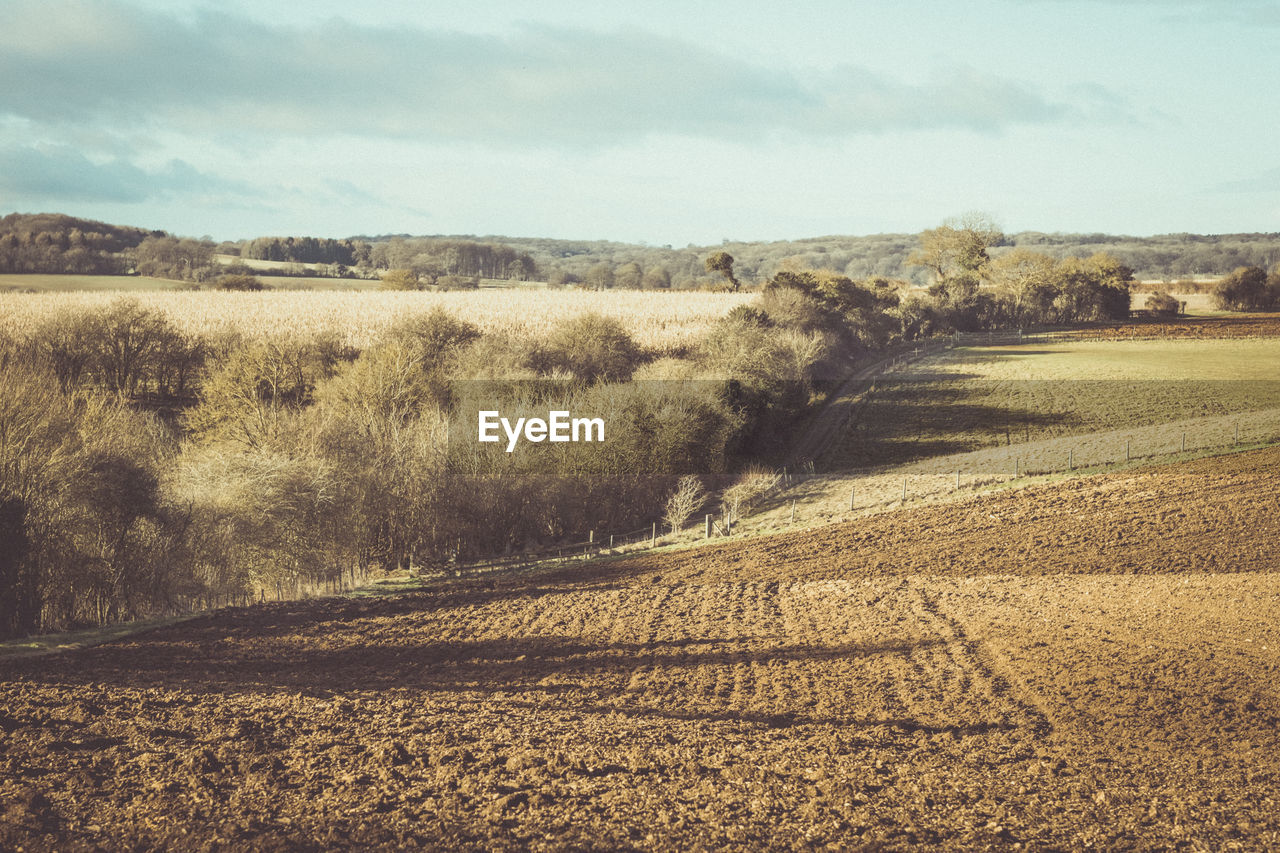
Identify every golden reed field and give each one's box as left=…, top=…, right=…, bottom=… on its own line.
left=0, top=290, right=756, bottom=353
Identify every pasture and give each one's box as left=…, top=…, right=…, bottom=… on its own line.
left=827, top=338, right=1280, bottom=471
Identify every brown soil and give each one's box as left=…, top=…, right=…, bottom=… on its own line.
left=1060, top=313, right=1280, bottom=340
left=3, top=449, right=1280, bottom=850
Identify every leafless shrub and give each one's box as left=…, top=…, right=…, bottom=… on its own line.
left=721, top=464, right=782, bottom=526
left=664, top=475, right=706, bottom=534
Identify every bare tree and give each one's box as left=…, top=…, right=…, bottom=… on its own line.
left=664, top=475, right=706, bottom=533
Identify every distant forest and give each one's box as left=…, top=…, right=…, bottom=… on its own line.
left=4, top=212, right=1280, bottom=286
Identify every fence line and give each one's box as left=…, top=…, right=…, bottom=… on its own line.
left=764, top=414, right=1280, bottom=521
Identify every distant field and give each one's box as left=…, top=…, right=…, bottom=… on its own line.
left=3, top=271, right=573, bottom=292
left=0, top=289, right=754, bottom=352
left=0, top=274, right=182, bottom=292
left=213, top=253, right=322, bottom=272
left=251, top=275, right=380, bottom=290
left=1157, top=291, right=1217, bottom=314
left=935, top=339, right=1280, bottom=381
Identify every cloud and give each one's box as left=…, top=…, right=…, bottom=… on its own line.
left=0, top=143, right=250, bottom=203
left=1210, top=168, right=1280, bottom=194
left=0, top=0, right=1092, bottom=147
left=1012, top=0, right=1280, bottom=25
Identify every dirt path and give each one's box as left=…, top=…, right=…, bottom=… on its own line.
left=788, top=339, right=950, bottom=468
left=2, top=449, right=1279, bottom=850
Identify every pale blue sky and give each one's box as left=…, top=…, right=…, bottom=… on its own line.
left=1, top=0, right=1277, bottom=242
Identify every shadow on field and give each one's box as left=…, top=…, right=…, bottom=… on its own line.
left=836, top=383, right=1086, bottom=468
left=1, top=615, right=946, bottom=714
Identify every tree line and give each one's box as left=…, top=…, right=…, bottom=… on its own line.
left=9, top=210, right=1280, bottom=286
left=240, top=235, right=372, bottom=267
left=0, top=213, right=161, bottom=275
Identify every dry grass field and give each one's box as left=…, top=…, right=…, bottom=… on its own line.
left=0, top=289, right=754, bottom=353
left=2, top=447, right=1278, bottom=850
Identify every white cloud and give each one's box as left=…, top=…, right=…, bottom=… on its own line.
left=0, top=0, right=1098, bottom=149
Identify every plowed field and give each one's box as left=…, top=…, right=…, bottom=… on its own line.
left=3, top=449, right=1280, bottom=850
left=1058, top=314, right=1280, bottom=340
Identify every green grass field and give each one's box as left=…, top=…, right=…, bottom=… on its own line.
left=827, top=339, right=1280, bottom=469
left=719, top=337, right=1280, bottom=537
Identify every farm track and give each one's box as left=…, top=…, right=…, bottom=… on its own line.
left=3, top=449, right=1280, bottom=850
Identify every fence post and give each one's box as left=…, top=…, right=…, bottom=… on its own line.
left=589, top=530, right=594, bottom=546
left=902, top=477, right=908, bottom=501
left=850, top=486, right=855, bottom=510
left=790, top=500, right=796, bottom=524
left=651, top=522, right=656, bottom=547
left=1181, top=432, right=1186, bottom=453
left=1125, top=440, right=1130, bottom=461
left=705, top=514, right=712, bottom=539
left=1014, top=457, right=1019, bottom=478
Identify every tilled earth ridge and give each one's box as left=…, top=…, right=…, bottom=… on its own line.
left=1055, top=314, right=1280, bottom=340
left=608, top=446, right=1280, bottom=584
left=2, top=449, right=1280, bottom=850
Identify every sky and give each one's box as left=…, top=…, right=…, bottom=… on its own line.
left=1, top=0, right=1278, bottom=244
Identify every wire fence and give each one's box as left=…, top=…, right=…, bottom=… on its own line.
left=756, top=409, right=1280, bottom=524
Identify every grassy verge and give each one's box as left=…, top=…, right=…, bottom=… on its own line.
left=343, top=575, right=429, bottom=597
left=0, top=614, right=202, bottom=660
left=0, top=575, right=422, bottom=659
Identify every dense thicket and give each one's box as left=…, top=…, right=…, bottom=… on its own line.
left=364, top=237, right=539, bottom=281
left=1213, top=266, right=1280, bottom=312
left=0, top=253, right=945, bottom=637
left=241, top=236, right=371, bottom=267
